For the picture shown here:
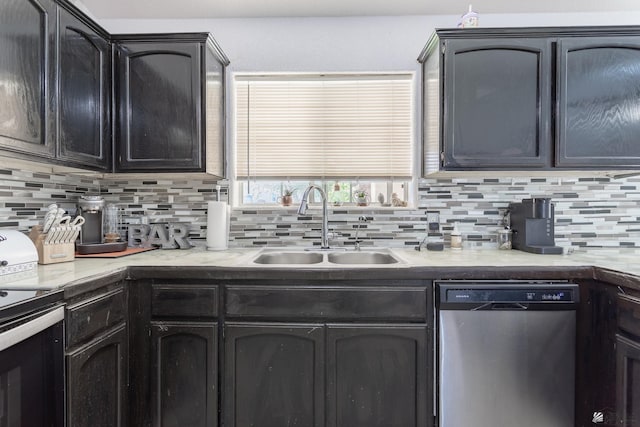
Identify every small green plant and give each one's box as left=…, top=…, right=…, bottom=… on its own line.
left=282, top=187, right=295, bottom=196
left=354, top=189, right=369, bottom=206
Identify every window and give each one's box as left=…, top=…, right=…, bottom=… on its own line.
left=240, top=180, right=408, bottom=207
left=234, top=73, right=414, bottom=206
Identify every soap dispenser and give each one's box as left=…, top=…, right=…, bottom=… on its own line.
left=450, top=223, right=462, bottom=250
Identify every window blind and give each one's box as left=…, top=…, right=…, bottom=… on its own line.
left=235, top=74, right=413, bottom=179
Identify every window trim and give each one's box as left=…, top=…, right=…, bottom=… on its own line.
left=229, top=71, right=418, bottom=208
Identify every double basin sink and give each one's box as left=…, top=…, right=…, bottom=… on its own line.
left=252, top=248, right=402, bottom=265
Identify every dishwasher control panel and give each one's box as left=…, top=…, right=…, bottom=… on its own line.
left=445, top=288, right=575, bottom=303
left=436, top=281, right=579, bottom=310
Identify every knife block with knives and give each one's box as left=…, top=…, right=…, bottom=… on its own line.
left=29, top=225, right=76, bottom=264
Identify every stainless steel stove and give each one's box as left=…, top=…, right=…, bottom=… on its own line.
left=0, top=288, right=64, bottom=427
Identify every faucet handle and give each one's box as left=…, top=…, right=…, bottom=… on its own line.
left=328, top=231, right=351, bottom=240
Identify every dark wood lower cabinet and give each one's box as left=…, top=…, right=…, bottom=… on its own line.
left=616, top=335, right=640, bottom=426
left=66, top=323, right=128, bottom=427
left=224, top=322, right=325, bottom=427
left=326, top=325, right=429, bottom=427
left=150, top=321, right=218, bottom=427
left=224, top=322, right=431, bottom=427
left=574, top=280, right=619, bottom=426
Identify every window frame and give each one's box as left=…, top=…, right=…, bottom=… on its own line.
left=230, top=71, right=418, bottom=208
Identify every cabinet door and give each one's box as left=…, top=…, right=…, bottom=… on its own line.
left=151, top=321, right=217, bottom=427
left=224, top=322, right=325, bottom=427
left=67, top=323, right=128, bottom=427
left=616, top=334, right=640, bottom=426
left=326, top=324, right=430, bottom=427
left=116, top=41, right=203, bottom=171
left=204, top=45, right=225, bottom=177
left=57, top=6, right=111, bottom=169
left=557, top=37, right=640, bottom=167
left=442, top=38, right=551, bottom=169
left=0, top=0, right=56, bottom=157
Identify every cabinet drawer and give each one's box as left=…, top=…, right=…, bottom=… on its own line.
left=618, top=294, right=640, bottom=338
left=152, top=284, right=218, bottom=318
left=66, top=287, right=125, bottom=348
left=225, top=286, right=427, bottom=321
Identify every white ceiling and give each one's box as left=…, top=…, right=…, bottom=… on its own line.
left=80, top=0, right=640, bottom=19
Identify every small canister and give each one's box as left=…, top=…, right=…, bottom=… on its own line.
left=103, top=204, right=121, bottom=243
left=497, top=228, right=512, bottom=250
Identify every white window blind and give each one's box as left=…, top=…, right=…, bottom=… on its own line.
left=235, top=74, right=413, bottom=179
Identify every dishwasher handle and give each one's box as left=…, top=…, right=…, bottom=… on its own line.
left=472, top=302, right=529, bottom=311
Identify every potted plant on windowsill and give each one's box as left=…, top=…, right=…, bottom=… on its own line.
left=354, top=190, right=369, bottom=206
left=278, top=188, right=295, bottom=206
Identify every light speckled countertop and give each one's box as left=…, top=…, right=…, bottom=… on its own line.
left=2, top=245, right=639, bottom=290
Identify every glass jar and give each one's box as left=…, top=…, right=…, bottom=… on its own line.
left=497, top=228, right=512, bottom=250
left=103, top=204, right=121, bottom=243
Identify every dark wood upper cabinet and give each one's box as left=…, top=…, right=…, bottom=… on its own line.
left=57, top=3, right=111, bottom=170
left=0, top=0, right=57, bottom=158
left=557, top=37, right=640, bottom=167
left=113, top=33, right=228, bottom=174
left=420, top=27, right=640, bottom=172
left=1, top=5, right=229, bottom=174
left=440, top=38, right=551, bottom=169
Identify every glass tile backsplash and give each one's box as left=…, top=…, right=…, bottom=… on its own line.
left=1, top=165, right=639, bottom=249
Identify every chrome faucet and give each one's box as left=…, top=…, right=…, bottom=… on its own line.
left=297, top=184, right=330, bottom=249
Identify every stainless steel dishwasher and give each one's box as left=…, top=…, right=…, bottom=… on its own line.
left=436, top=280, right=578, bottom=427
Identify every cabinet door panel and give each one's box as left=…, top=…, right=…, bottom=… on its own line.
left=205, top=47, right=224, bottom=177
left=224, top=322, right=325, bottom=427
left=117, top=42, right=202, bottom=170
left=66, top=287, right=126, bottom=348
left=67, top=323, right=128, bottom=427
left=326, top=325, right=430, bottom=427
left=151, top=284, right=218, bottom=318
left=57, top=7, right=110, bottom=169
left=557, top=37, right=640, bottom=167
left=151, top=322, right=217, bottom=427
left=442, top=38, right=551, bottom=169
left=616, top=334, right=640, bottom=426
left=0, top=0, right=56, bottom=157
left=226, top=285, right=427, bottom=321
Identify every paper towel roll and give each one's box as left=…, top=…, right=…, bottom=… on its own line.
left=206, top=201, right=229, bottom=250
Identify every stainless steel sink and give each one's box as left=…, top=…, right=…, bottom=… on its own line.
left=250, top=248, right=403, bottom=265
left=252, top=252, right=323, bottom=264
left=327, top=251, right=399, bottom=265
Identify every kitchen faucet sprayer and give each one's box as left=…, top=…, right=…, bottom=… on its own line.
left=354, top=216, right=370, bottom=251
left=297, top=185, right=330, bottom=249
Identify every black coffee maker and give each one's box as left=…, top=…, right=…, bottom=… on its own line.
left=508, top=198, right=562, bottom=254
left=77, top=195, right=105, bottom=244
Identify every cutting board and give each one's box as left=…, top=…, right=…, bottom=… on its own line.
left=75, top=247, right=157, bottom=258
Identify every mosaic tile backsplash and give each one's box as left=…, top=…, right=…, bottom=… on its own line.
left=1, top=164, right=639, bottom=249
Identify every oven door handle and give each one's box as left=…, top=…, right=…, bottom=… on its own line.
left=0, top=306, right=64, bottom=352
